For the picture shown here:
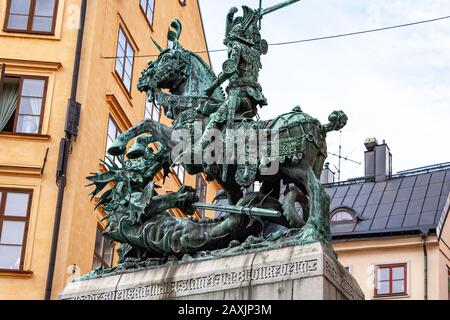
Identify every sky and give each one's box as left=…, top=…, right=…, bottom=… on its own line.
left=198, top=0, right=450, bottom=181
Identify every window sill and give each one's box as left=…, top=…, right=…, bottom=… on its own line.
left=0, top=269, right=33, bottom=279
left=372, top=293, right=409, bottom=300
left=0, top=132, right=51, bottom=141
left=0, top=30, right=59, bottom=41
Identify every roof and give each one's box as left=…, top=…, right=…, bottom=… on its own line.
left=324, top=164, right=450, bottom=239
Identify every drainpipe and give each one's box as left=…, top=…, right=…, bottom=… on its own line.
left=44, top=0, right=87, bottom=300
left=420, top=230, right=429, bottom=300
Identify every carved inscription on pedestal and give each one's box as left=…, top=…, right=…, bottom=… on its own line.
left=69, top=258, right=318, bottom=300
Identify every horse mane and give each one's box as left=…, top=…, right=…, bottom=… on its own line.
left=186, top=50, right=226, bottom=100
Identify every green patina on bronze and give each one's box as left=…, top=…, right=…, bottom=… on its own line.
left=86, top=1, right=348, bottom=278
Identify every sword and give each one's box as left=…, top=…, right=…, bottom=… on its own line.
left=259, top=0, right=303, bottom=17
left=221, top=99, right=235, bottom=182
left=192, top=202, right=281, bottom=218
left=258, top=0, right=263, bottom=29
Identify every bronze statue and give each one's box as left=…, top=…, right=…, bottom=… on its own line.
left=87, top=1, right=348, bottom=275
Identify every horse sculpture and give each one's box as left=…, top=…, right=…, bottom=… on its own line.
left=107, top=20, right=348, bottom=246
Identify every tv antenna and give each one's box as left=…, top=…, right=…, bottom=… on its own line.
left=327, top=130, right=361, bottom=182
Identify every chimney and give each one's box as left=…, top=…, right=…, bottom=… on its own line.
left=364, top=138, right=392, bottom=182
left=321, top=162, right=335, bottom=184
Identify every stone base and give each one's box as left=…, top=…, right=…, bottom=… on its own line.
left=59, top=242, right=364, bottom=300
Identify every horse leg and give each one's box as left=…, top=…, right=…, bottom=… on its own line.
left=108, top=119, right=175, bottom=156
left=304, top=167, right=331, bottom=241
left=280, top=165, right=330, bottom=242
left=281, top=189, right=307, bottom=228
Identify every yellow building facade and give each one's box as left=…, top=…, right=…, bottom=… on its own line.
left=334, top=233, right=449, bottom=300
left=0, top=0, right=220, bottom=300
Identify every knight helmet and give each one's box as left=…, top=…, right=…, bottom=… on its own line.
left=225, top=6, right=261, bottom=48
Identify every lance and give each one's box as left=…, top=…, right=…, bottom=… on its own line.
left=259, top=0, right=303, bottom=18
left=192, top=202, right=281, bottom=218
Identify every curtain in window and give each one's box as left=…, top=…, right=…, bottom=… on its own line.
left=0, top=83, right=19, bottom=131
left=16, top=95, right=42, bottom=133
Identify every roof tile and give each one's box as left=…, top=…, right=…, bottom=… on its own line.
left=324, top=167, right=450, bottom=237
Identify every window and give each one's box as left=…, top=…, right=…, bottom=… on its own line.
left=105, top=117, right=122, bottom=166
left=330, top=209, right=355, bottom=223
left=196, top=175, right=207, bottom=217
left=92, top=227, right=114, bottom=269
left=448, top=267, right=450, bottom=300
left=0, top=75, right=47, bottom=134
left=168, top=39, right=174, bottom=50
left=145, top=99, right=160, bottom=122
left=115, top=27, right=135, bottom=93
left=139, top=0, right=155, bottom=27
left=4, top=0, right=58, bottom=34
left=175, top=165, right=185, bottom=184
left=374, top=263, right=408, bottom=298
left=0, top=189, right=32, bottom=270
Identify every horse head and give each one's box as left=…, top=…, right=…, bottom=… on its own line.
left=137, top=20, right=190, bottom=94
left=138, top=20, right=225, bottom=109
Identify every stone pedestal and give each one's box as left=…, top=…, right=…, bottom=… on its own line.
left=59, top=242, right=364, bottom=300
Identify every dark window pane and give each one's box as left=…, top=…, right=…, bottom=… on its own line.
left=140, top=0, right=147, bottom=12
left=392, top=280, right=405, bottom=293
left=0, top=245, right=22, bottom=270
left=103, top=241, right=114, bottom=266
left=106, top=137, right=114, bottom=154
left=0, top=221, right=25, bottom=245
left=124, top=59, right=133, bottom=79
left=152, top=105, right=160, bottom=121
left=177, top=166, right=185, bottom=183
left=22, top=79, right=45, bottom=97
left=32, top=16, right=53, bottom=32
left=331, top=211, right=353, bottom=222
left=94, top=230, right=103, bottom=255
left=10, top=0, right=31, bottom=14
left=115, top=59, right=124, bottom=79
left=145, top=100, right=160, bottom=122
left=116, top=42, right=125, bottom=59
left=146, top=9, right=153, bottom=25
left=123, top=75, right=131, bottom=92
left=118, top=29, right=126, bottom=49
left=115, top=28, right=134, bottom=91
left=392, top=267, right=405, bottom=280
left=19, top=97, right=42, bottom=115
left=377, top=281, right=389, bottom=295
left=377, top=267, right=389, bottom=281
left=34, top=0, right=55, bottom=16
left=107, top=118, right=117, bottom=139
left=16, top=115, right=40, bottom=133
left=144, top=100, right=152, bottom=119
left=7, top=14, right=29, bottom=30
left=148, top=0, right=155, bottom=12
left=126, top=42, right=134, bottom=58
left=4, top=192, right=29, bottom=217
left=92, top=256, right=102, bottom=269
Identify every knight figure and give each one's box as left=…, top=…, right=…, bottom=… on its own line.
left=195, top=5, right=267, bottom=155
